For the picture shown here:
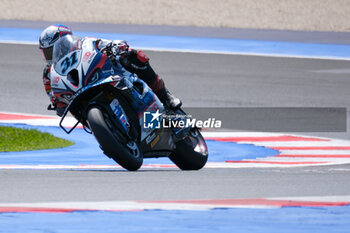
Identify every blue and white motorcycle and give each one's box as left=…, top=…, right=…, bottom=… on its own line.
left=50, top=35, right=208, bottom=171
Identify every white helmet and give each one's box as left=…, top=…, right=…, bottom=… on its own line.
left=39, top=24, right=72, bottom=64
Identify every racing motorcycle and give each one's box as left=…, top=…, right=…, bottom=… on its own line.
left=49, top=35, right=208, bottom=171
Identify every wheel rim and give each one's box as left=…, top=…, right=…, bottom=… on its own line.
left=126, top=141, right=141, bottom=158
left=187, top=131, right=208, bottom=155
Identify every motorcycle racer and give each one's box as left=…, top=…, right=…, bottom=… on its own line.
left=39, top=24, right=182, bottom=116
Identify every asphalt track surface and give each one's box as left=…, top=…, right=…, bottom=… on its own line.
left=1, top=166, right=350, bottom=203
left=1, top=41, right=350, bottom=204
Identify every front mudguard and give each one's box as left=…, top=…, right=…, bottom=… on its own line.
left=59, top=76, right=123, bottom=134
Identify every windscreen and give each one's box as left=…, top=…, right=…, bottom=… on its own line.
left=53, top=35, right=82, bottom=75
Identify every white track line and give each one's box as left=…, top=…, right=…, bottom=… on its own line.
left=1, top=195, right=350, bottom=212
left=278, top=150, right=350, bottom=155
left=0, top=201, right=276, bottom=211
left=270, top=195, right=350, bottom=202
left=240, top=141, right=350, bottom=147
left=2, top=40, right=350, bottom=61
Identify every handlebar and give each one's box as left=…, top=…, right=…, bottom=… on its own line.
left=101, top=43, right=128, bottom=66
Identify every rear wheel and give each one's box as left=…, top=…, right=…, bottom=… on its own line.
left=87, top=106, right=143, bottom=171
left=169, top=129, right=208, bottom=170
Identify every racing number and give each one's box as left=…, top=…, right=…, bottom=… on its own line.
left=61, top=52, right=78, bottom=74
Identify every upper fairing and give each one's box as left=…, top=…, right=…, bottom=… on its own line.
left=51, top=37, right=129, bottom=90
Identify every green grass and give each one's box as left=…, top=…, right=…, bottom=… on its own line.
left=0, top=126, right=74, bottom=152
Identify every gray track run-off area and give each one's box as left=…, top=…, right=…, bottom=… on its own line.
left=1, top=43, right=350, bottom=202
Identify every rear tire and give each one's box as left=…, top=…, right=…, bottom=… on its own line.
left=87, top=106, right=143, bottom=171
left=169, top=129, right=208, bottom=170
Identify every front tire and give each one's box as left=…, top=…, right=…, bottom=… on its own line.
left=87, top=106, right=143, bottom=171
left=169, top=129, right=208, bottom=170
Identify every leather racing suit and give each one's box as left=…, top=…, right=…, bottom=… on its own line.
left=42, top=38, right=181, bottom=116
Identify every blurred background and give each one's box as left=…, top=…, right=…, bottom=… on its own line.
left=0, top=0, right=350, bottom=31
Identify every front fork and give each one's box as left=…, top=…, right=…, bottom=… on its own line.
left=109, top=98, right=130, bottom=134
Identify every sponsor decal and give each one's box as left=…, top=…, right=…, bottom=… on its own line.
left=145, top=132, right=157, bottom=144
left=102, top=67, right=115, bottom=75
left=110, top=99, right=129, bottom=131
left=150, top=135, right=160, bottom=148
left=53, top=76, right=60, bottom=84
left=82, top=51, right=91, bottom=62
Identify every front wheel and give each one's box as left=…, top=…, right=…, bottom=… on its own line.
left=169, top=129, right=208, bottom=170
left=87, top=106, right=143, bottom=171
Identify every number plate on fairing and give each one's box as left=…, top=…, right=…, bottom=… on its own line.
left=57, top=51, right=82, bottom=76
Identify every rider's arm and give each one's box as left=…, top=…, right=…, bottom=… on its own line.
left=96, top=38, right=152, bottom=78
left=42, top=64, right=52, bottom=99
left=43, top=64, right=67, bottom=116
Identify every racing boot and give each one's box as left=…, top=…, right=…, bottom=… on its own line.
left=155, top=88, right=182, bottom=110
left=150, top=75, right=182, bottom=110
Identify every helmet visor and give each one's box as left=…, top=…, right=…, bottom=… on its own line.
left=41, top=46, right=53, bottom=63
